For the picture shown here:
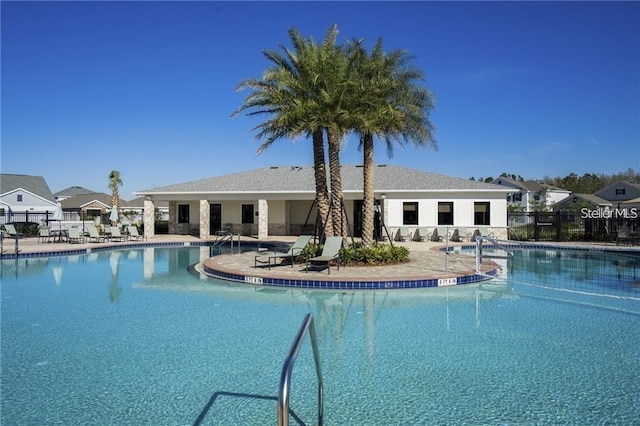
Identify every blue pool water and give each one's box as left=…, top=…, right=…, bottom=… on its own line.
left=2, top=246, right=640, bottom=425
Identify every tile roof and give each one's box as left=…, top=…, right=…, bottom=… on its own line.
left=136, top=165, right=513, bottom=194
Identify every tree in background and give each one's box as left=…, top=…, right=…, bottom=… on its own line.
left=108, top=170, right=122, bottom=209
left=233, top=26, right=341, bottom=237
left=347, top=38, right=435, bottom=246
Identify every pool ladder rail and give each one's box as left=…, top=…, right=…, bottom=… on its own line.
left=278, top=313, right=324, bottom=426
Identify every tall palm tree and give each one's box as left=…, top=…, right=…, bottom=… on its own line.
left=108, top=170, right=123, bottom=209
left=347, top=39, right=436, bottom=246
left=233, top=25, right=348, bottom=238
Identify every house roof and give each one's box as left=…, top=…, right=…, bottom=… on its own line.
left=135, top=165, right=515, bottom=195
left=53, top=186, right=97, bottom=199
left=127, top=196, right=168, bottom=209
left=554, top=193, right=612, bottom=209
left=60, top=193, right=130, bottom=209
left=0, top=173, right=55, bottom=202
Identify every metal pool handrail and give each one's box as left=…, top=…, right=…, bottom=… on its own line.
left=278, top=313, right=324, bottom=426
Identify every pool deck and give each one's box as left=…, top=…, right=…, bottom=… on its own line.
left=3, top=234, right=638, bottom=289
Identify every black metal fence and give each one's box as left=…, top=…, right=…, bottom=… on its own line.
left=1, top=211, right=166, bottom=237
left=0, top=211, right=113, bottom=237
left=508, top=211, right=640, bottom=243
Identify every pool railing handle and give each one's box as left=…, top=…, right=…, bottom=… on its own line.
left=277, top=313, right=324, bottom=426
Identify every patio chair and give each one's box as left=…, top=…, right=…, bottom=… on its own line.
left=127, top=225, right=145, bottom=241
left=86, top=225, right=104, bottom=243
left=306, top=236, right=343, bottom=275
left=67, top=227, right=83, bottom=244
left=397, top=227, right=411, bottom=241
left=3, top=224, right=24, bottom=239
left=38, top=226, right=53, bottom=243
left=110, top=226, right=124, bottom=242
left=414, top=227, right=432, bottom=242
left=452, top=227, right=471, bottom=242
left=255, top=235, right=312, bottom=270
left=434, top=227, right=450, bottom=242
left=477, top=227, right=495, bottom=239
left=616, top=227, right=632, bottom=246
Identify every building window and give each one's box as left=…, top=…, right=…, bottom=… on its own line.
left=403, top=202, right=418, bottom=225
left=438, top=202, right=453, bottom=225
left=615, top=188, right=626, bottom=196
left=474, top=202, right=490, bottom=225
left=512, top=193, right=522, bottom=202
left=17, top=194, right=23, bottom=202
left=178, top=204, right=190, bottom=224
left=242, top=204, right=254, bottom=224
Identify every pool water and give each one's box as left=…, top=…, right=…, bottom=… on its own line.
left=2, top=246, right=640, bottom=425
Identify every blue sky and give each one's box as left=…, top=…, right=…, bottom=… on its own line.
left=2, top=1, right=639, bottom=199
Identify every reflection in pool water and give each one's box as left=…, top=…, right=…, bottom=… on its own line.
left=1, top=246, right=639, bottom=425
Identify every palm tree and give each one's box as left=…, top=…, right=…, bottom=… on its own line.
left=233, top=26, right=349, bottom=238
left=108, top=170, right=123, bottom=209
left=347, top=39, right=436, bottom=246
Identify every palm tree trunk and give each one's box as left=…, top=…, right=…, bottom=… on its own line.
left=112, top=189, right=119, bottom=209
left=312, top=130, right=332, bottom=237
left=327, top=129, right=347, bottom=237
left=361, top=133, right=375, bottom=246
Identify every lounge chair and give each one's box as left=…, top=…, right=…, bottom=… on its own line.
left=477, top=227, right=495, bottom=239
left=3, top=224, right=24, bottom=239
left=38, top=226, right=53, bottom=243
left=255, top=235, right=312, bottom=270
left=397, top=227, right=411, bottom=241
left=67, top=227, right=83, bottom=244
left=86, top=225, right=104, bottom=243
left=414, top=227, right=432, bottom=242
left=110, top=226, right=124, bottom=242
left=306, top=236, right=343, bottom=274
left=617, top=227, right=631, bottom=245
left=452, top=227, right=471, bottom=242
left=127, top=225, right=145, bottom=241
left=433, top=227, right=450, bottom=242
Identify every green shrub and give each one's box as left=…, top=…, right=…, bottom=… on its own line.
left=340, top=242, right=409, bottom=266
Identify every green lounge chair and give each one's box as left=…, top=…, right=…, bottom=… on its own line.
left=415, top=227, right=432, bottom=242
left=110, top=226, right=124, bottom=242
left=67, top=227, right=83, bottom=244
left=86, top=225, right=104, bottom=243
left=306, top=236, right=343, bottom=274
left=38, top=226, right=53, bottom=243
left=3, top=224, right=24, bottom=239
left=254, top=235, right=312, bottom=270
left=397, top=227, right=411, bottom=241
left=127, top=225, right=145, bottom=241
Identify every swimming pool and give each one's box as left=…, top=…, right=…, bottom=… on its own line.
left=2, top=245, right=639, bottom=424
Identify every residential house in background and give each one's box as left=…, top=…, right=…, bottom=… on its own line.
left=0, top=174, right=56, bottom=224
left=552, top=193, right=612, bottom=212
left=134, top=165, right=514, bottom=241
left=59, top=192, right=129, bottom=223
left=493, top=176, right=570, bottom=212
left=53, top=186, right=97, bottom=201
left=594, top=181, right=640, bottom=208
